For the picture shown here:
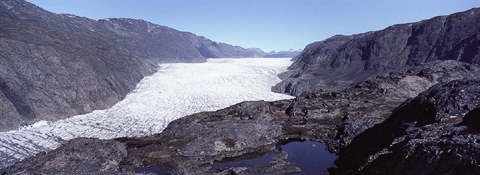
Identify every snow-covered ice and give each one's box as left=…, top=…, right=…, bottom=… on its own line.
left=0, top=58, right=294, bottom=168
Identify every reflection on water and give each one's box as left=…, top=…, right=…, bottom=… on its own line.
left=208, top=148, right=278, bottom=170
left=282, top=140, right=338, bottom=174
left=135, top=140, right=337, bottom=175
left=209, top=140, right=337, bottom=174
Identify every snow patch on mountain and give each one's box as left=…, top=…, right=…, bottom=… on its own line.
left=0, top=58, right=294, bottom=169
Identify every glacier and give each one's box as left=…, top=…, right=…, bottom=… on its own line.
left=0, top=58, right=294, bottom=169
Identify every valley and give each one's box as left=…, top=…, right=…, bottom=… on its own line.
left=1, top=0, right=480, bottom=174
left=0, top=58, right=294, bottom=169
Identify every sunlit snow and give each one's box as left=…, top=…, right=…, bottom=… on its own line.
left=0, top=58, right=294, bottom=168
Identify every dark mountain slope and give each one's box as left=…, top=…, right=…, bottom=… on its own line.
left=331, top=79, right=480, bottom=175
left=98, top=18, right=260, bottom=63
left=0, top=0, right=258, bottom=131
left=273, top=8, right=480, bottom=96
left=0, top=16, right=157, bottom=131
left=1, top=0, right=259, bottom=63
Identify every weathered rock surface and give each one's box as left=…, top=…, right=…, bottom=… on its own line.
left=314, top=60, right=480, bottom=152
left=117, top=100, right=290, bottom=174
left=273, top=7, right=480, bottom=96
left=0, top=138, right=145, bottom=175
left=330, top=79, right=480, bottom=175
left=0, top=0, right=258, bottom=131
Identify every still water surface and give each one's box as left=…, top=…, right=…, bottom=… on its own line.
left=135, top=140, right=338, bottom=175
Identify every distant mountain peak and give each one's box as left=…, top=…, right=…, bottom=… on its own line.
left=248, top=48, right=303, bottom=58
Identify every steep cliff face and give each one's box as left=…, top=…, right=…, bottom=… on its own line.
left=273, top=8, right=480, bottom=96
left=0, top=0, right=258, bottom=131
left=0, top=16, right=158, bottom=132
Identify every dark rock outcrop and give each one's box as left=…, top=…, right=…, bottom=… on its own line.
left=331, top=79, right=480, bottom=175
left=0, top=138, right=144, bottom=175
left=273, top=7, right=480, bottom=96
left=0, top=0, right=258, bottom=131
left=312, top=60, right=480, bottom=152
left=119, top=100, right=289, bottom=173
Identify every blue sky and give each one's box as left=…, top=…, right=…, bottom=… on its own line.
left=27, top=0, right=480, bottom=52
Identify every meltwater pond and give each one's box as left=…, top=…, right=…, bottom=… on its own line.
left=135, top=140, right=338, bottom=175
left=0, top=58, right=295, bottom=169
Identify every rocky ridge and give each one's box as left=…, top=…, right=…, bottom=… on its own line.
left=331, top=79, right=480, bottom=175
left=273, top=7, right=480, bottom=96
left=0, top=0, right=258, bottom=131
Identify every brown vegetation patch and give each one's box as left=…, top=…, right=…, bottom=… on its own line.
left=115, top=137, right=156, bottom=148
left=307, top=118, right=341, bottom=125
left=274, top=112, right=290, bottom=118
left=148, top=151, right=172, bottom=158
left=115, top=135, right=195, bottom=150
left=164, top=136, right=196, bottom=150
left=202, top=114, right=225, bottom=122
left=281, top=123, right=307, bottom=135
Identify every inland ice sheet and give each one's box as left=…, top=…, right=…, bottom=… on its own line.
left=0, top=58, right=294, bottom=168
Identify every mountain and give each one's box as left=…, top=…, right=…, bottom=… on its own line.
left=0, top=0, right=258, bottom=131
left=273, top=7, right=480, bottom=96
left=249, top=48, right=302, bottom=58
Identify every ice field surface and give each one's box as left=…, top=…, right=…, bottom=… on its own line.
left=0, top=58, right=294, bottom=168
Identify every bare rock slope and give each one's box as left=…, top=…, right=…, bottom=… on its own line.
left=274, top=7, right=480, bottom=96
left=331, top=79, right=480, bottom=175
